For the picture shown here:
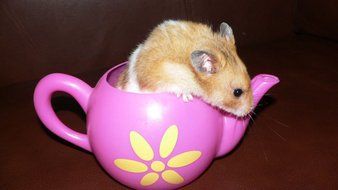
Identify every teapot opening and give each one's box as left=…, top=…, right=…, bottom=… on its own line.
left=106, top=63, right=127, bottom=88
left=105, top=62, right=173, bottom=96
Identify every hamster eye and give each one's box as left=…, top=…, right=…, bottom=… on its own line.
left=233, top=88, right=243, bottom=97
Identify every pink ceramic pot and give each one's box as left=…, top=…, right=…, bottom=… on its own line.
left=34, top=62, right=279, bottom=190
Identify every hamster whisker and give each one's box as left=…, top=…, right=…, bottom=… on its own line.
left=252, top=112, right=288, bottom=142
left=267, top=117, right=290, bottom=128
left=265, top=124, right=287, bottom=142
left=248, top=113, right=255, bottom=124
left=251, top=110, right=257, bottom=116
left=246, top=118, right=268, bottom=161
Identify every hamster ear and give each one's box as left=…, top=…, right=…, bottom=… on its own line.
left=220, top=22, right=235, bottom=44
left=190, top=50, right=219, bottom=74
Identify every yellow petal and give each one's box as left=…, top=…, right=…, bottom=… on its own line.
left=167, top=151, right=201, bottom=168
left=114, top=159, right=148, bottom=173
left=160, top=125, right=178, bottom=158
left=130, top=131, right=154, bottom=161
left=140, top=172, right=159, bottom=186
left=161, top=170, right=184, bottom=184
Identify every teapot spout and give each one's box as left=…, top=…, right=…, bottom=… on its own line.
left=215, top=74, right=279, bottom=158
left=251, top=74, right=280, bottom=107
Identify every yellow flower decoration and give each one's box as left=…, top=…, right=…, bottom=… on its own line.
left=114, top=125, right=202, bottom=186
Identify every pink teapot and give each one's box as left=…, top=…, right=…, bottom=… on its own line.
left=34, top=62, right=279, bottom=190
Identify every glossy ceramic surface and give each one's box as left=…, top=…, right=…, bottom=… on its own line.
left=34, top=62, right=279, bottom=189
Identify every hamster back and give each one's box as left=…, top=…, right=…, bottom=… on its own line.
left=117, top=20, right=253, bottom=117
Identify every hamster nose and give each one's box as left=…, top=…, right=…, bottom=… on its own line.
left=233, top=88, right=243, bottom=97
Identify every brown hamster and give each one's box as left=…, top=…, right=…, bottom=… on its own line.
left=117, top=20, right=253, bottom=117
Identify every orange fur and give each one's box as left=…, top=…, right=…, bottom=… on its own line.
left=117, top=20, right=253, bottom=116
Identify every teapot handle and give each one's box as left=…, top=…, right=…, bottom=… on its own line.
left=34, top=73, right=93, bottom=152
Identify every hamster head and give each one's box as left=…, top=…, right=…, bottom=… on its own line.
left=190, top=22, right=253, bottom=117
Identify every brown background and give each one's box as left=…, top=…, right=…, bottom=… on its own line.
left=1, top=0, right=296, bottom=88
left=1, top=0, right=337, bottom=189
left=295, top=0, right=338, bottom=40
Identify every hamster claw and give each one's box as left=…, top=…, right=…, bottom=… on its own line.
left=175, top=92, right=193, bottom=102
left=182, top=93, right=193, bottom=102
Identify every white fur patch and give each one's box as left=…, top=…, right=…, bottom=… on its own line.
left=165, top=20, right=178, bottom=26
left=160, top=20, right=187, bottom=30
left=178, top=22, right=188, bottom=30
left=125, top=45, right=142, bottom=93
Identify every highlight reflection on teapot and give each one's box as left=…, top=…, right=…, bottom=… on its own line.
left=34, top=62, right=279, bottom=189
